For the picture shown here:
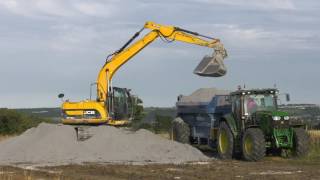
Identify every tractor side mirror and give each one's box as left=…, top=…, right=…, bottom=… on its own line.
left=286, top=94, right=290, bottom=102
left=58, top=93, right=64, bottom=99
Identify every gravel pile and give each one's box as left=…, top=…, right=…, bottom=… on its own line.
left=0, top=123, right=208, bottom=166
left=177, top=88, right=229, bottom=106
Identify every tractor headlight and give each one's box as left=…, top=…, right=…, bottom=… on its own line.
left=272, top=116, right=281, bottom=121
left=284, top=116, right=290, bottom=120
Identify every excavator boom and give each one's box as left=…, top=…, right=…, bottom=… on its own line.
left=61, top=21, right=228, bottom=126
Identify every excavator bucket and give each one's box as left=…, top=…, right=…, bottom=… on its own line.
left=194, top=44, right=228, bottom=77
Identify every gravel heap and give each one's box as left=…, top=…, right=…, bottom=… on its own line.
left=0, top=123, right=208, bottom=166
left=177, top=88, right=229, bottom=106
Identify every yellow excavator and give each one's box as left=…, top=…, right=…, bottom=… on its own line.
left=58, top=21, right=228, bottom=131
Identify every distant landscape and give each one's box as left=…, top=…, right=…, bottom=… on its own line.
left=11, top=103, right=320, bottom=129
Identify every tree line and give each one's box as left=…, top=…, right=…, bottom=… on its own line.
left=0, top=108, right=49, bottom=135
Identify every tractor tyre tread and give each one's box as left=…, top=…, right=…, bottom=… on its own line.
left=242, top=128, right=266, bottom=161
left=217, top=122, right=234, bottom=159
left=293, top=128, right=310, bottom=157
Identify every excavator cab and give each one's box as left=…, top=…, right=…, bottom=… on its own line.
left=108, top=87, right=134, bottom=123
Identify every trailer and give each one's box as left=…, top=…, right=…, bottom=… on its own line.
left=174, top=88, right=231, bottom=147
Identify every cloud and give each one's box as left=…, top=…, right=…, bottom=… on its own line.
left=73, top=2, right=116, bottom=17
left=0, top=0, right=73, bottom=17
left=0, top=0, right=17, bottom=9
left=221, top=25, right=272, bottom=40
left=49, top=25, right=100, bottom=51
left=0, top=0, right=319, bottom=108
left=188, top=23, right=320, bottom=53
left=47, top=22, right=142, bottom=52
left=192, top=0, right=296, bottom=10
left=0, top=0, right=118, bottom=18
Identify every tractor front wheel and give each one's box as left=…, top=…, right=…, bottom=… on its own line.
left=242, top=128, right=266, bottom=161
left=293, top=128, right=310, bottom=157
left=217, top=122, right=234, bottom=159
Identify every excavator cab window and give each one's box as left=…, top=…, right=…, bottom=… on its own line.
left=110, top=87, right=133, bottom=121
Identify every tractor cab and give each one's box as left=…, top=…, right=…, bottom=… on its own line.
left=230, top=89, right=279, bottom=122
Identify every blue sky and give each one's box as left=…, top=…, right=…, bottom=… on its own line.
left=0, top=0, right=319, bottom=108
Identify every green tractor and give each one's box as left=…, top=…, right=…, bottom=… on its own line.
left=174, top=88, right=310, bottom=161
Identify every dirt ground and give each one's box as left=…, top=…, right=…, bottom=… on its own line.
left=1, top=133, right=320, bottom=180
left=0, top=158, right=320, bottom=180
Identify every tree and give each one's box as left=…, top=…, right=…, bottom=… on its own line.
left=0, top=109, right=49, bottom=135
left=130, top=96, right=146, bottom=130
left=153, top=114, right=173, bottom=134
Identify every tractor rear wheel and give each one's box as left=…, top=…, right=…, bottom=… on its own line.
left=217, top=122, right=234, bottom=159
left=242, top=128, right=266, bottom=161
left=172, top=117, right=190, bottom=144
left=293, top=128, right=310, bottom=157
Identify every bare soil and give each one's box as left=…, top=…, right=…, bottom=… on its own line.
left=1, top=128, right=320, bottom=179
left=1, top=158, right=320, bottom=180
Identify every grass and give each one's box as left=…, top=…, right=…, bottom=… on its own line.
left=303, top=130, right=320, bottom=162
left=308, top=130, right=320, bottom=144
left=290, top=130, right=320, bottom=164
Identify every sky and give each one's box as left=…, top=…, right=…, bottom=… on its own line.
left=0, top=0, right=319, bottom=108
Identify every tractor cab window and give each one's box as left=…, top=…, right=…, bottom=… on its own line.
left=244, top=94, right=276, bottom=115
left=232, top=96, right=241, bottom=119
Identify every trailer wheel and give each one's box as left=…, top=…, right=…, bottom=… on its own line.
left=217, top=122, right=234, bottom=159
left=242, top=128, right=265, bottom=161
left=172, top=117, right=190, bottom=144
left=293, top=128, right=310, bottom=157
